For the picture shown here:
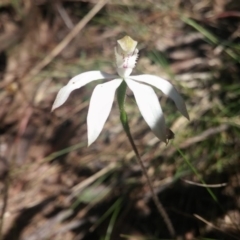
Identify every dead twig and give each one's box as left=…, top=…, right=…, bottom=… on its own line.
left=55, top=2, right=74, bottom=29
left=24, top=0, right=109, bottom=82
left=166, top=124, right=229, bottom=157
left=69, top=162, right=118, bottom=200
left=194, top=214, right=239, bottom=240
left=182, top=179, right=227, bottom=188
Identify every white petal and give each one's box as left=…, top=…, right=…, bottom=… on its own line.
left=87, top=79, right=122, bottom=146
left=130, top=75, right=189, bottom=120
left=125, top=79, right=166, bottom=143
left=52, top=71, right=117, bottom=111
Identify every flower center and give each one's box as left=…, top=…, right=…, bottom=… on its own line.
left=123, top=55, right=130, bottom=69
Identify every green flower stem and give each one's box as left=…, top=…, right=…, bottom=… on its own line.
left=117, top=81, right=175, bottom=238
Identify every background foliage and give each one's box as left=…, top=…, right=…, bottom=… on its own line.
left=0, top=0, right=240, bottom=239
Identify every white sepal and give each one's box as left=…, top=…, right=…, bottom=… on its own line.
left=52, top=71, right=117, bottom=111
left=87, top=79, right=122, bottom=146
left=125, top=79, right=166, bottom=143
left=130, top=75, right=189, bottom=120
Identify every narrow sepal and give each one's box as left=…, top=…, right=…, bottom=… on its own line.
left=52, top=71, right=117, bottom=111
left=87, top=79, right=122, bottom=146
left=125, top=79, right=166, bottom=142
left=130, top=75, right=190, bottom=120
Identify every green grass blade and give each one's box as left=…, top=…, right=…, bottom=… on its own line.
left=104, top=198, right=122, bottom=240
left=176, top=146, right=218, bottom=203
left=181, top=16, right=240, bottom=62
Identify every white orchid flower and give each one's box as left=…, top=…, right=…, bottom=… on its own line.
left=52, top=36, right=189, bottom=146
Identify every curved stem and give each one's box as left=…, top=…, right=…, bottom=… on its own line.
left=117, top=81, right=175, bottom=238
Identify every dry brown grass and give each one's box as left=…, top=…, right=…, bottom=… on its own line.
left=0, top=0, right=240, bottom=239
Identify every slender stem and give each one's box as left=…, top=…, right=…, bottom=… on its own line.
left=124, top=129, right=176, bottom=237
left=117, top=81, right=175, bottom=238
